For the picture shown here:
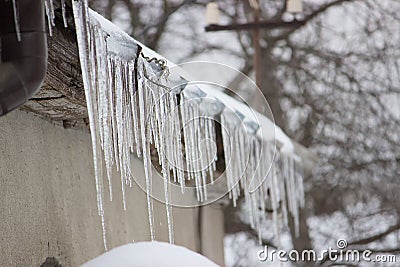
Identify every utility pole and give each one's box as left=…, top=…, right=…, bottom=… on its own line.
left=205, top=1, right=304, bottom=112
left=251, top=0, right=262, bottom=95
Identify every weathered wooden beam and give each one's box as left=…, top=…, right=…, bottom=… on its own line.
left=22, top=2, right=87, bottom=122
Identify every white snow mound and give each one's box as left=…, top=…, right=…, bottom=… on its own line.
left=80, top=241, right=220, bottom=267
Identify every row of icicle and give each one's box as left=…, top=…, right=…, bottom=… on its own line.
left=69, top=0, right=304, bottom=250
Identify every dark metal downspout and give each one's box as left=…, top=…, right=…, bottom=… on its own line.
left=0, top=0, right=48, bottom=116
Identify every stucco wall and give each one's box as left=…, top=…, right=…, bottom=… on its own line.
left=200, top=205, right=226, bottom=266
left=0, top=110, right=223, bottom=266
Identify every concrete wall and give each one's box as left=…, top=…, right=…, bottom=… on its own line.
left=200, top=205, right=226, bottom=266
left=0, top=110, right=225, bottom=266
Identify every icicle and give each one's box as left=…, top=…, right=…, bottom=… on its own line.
left=278, top=156, right=288, bottom=226
left=127, top=62, right=142, bottom=158
left=171, top=96, right=185, bottom=192
left=49, top=0, right=55, bottom=26
left=94, top=25, right=113, bottom=201
left=256, top=139, right=268, bottom=234
left=204, top=118, right=215, bottom=184
left=295, top=162, right=305, bottom=207
left=162, top=142, right=174, bottom=244
left=198, top=116, right=208, bottom=200
left=270, top=165, right=280, bottom=242
left=72, top=0, right=107, bottom=250
left=61, top=0, right=68, bottom=28
left=162, top=94, right=175, bottom=244
left=132, top=91, right=142, bottom=157
left=220, top=113, right=234, bottom=202
left=44, top=0, right=55, bottom=36
left=138, top=66, right=155, bottom=241
left=154, top=84, right=165, bottom=169
left=246, top=137, right=258, bottom=229
left=11, top=0, right=21, bottom=42
left=180, top=95, right=192, bottom=177
left=108, top=58, right=120, bottom=174
left=114, top=57, right=127, bottom=210
left=151, top=77, right=175, bottom=243
left=190, top=105, right=204, bottom=201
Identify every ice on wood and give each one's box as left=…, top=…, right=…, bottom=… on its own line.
left=72, top=0, right=305, bottom=249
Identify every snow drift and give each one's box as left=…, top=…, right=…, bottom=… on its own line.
left=80, top=242, right=219, bottom=267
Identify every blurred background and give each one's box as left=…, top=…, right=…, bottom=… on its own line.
left=88, top=0, right=400, bottom=266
